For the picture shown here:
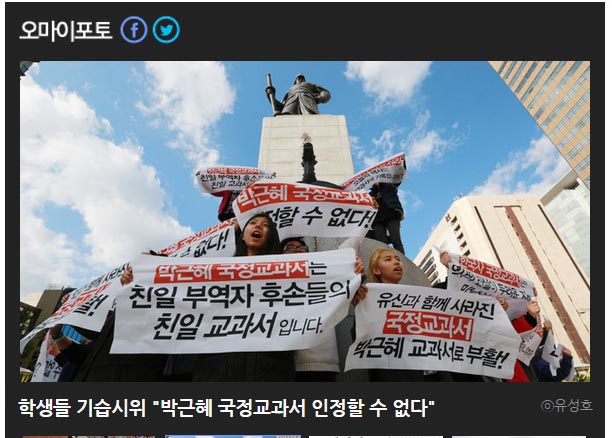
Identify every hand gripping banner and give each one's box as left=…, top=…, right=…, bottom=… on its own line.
left=195, top=165, right=276, bottom=194
left=446, top=253, right=535, bottom=321
left=340, top=152, right=407, bottom=192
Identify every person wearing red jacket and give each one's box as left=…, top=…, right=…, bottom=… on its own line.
left=507, top=299, right=541, bottom=382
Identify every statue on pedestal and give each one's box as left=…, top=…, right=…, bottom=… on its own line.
left=266, top=73, right=331, bottom=116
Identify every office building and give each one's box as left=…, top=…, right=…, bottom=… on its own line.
left=541, top=170, right=590, bottom=280
left=19, top=302, right=41, bottom=337
left=414, top=194, right=590, bottom=366
left=489, top=61, right=590, bottom=188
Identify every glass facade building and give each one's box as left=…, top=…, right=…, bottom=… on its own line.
left=541, top=171, right=590, bottom=280
left=489, top=61, right=590, bottom=189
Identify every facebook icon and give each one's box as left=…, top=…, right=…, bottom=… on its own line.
left=130, top=21, right=139, bottom=38
left=120, top=16, right=148, bottom=43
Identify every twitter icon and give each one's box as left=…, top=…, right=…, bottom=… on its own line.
left=160, top=24, right=174, bottom=37
left=153, top=16, right=180, bottom=43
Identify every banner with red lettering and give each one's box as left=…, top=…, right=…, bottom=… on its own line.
left=30, top=333, right=62, bottom=382
left=20, top=221, right=238, bottom=353
left=232, top=181, right=377, bottom=241
left=111, top=248, right=361, bottom=354
left=157, top=219, right=236, bottom=258
left=447, top=253, right=535, bottom=321
left=195, top=166, right=276, bottom=194
left=19, top=263, right=129, bottom=353
left=344, top=284, right=521, bottom=379
left=340, top=153, right=406, bottom=192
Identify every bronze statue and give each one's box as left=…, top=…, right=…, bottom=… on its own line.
left=266, top=73, right=331, bottom=116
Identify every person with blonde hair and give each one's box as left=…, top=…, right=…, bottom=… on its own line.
left=361, top=247, right=424, bottom=382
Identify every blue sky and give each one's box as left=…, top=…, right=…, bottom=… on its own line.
left=19, top=61, right=572, bottom=303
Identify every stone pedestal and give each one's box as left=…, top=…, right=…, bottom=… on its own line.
left=258, top=115, right=355, bottom=185
left=257, top=114, right=429, bottom=381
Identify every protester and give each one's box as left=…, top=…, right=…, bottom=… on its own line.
left=431, top=250, right=451, bottom=289
left=528, top=319, right=552, bottom=365
left=506, top=299, right=541, bottom=382
left=212, top=190, right=240, bottom=222
left=73, top=255, right=169, bottom=382
left=281, top=237, right=367, bottom=382
left=186, top=213, right=296, bottom=381
left=424, top=250, right=493, bottom=382
left=529, top=319, right=574, bottom=382
left=368, top=182, right=405, bottom=254
left=356, top=247, right=424, bottom=381
left=49, top=323, right=93, bottom=382
left=533, top=345, right=575, bottom=381
left=432, top=249, right=541, bottom=382
left=104, top=214, right=292, bottom=382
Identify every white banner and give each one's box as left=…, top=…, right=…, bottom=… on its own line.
left=19, top=263, right=129, bottom=353
left=541, top=331, right=561, bottom=375
left=345, top=284, right=521, bottom=379
left=340, top=153, right=407, bottom=192
left=195, top=166, right=276, bottom=194
left=111, top=248, right=361, bottom=354
left=447, top=253, right=535, bottom=321
left=517, top=315, right=543, bottom=365
left=157, top=219, right=236, bottom=258
left=31, top=333, right=62, bottom=382
left=232, top=181, right=377, bottom=241
left=20, top=220, right=239, bottom=353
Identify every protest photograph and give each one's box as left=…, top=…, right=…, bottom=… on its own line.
left=19, top=60, right=590, bottom=383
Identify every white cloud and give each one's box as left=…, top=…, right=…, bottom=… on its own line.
left=356, top=111, right=458, bottom=172
left=137, top=61, right=236, bottom=168
left=349, top=135, right=367, bottom=162
left=470, top=134, right=571, bottom=197
left=20, top=199, right=79, bottom=296
left=365, top=129, right=399, bottom=166
left=345, top=61, right=432, bottom=111
left=470, top=156, right=524, bottom=196
left=20, top=77, right=193, bottom=299
left=403, top=111, right=457, bottom=171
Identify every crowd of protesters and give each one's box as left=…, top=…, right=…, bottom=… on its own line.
left=42, top=180, right=574, bottom=383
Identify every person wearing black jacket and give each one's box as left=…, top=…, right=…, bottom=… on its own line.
left=532, top=346, right=574, bottom=381
left=369, top=182, right=405, bottom=254
left=48, top=323, right=94, bottom=381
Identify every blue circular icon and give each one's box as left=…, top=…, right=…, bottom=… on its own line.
left=153, top=16, right=180, bottom=44
left=120, top=16, right=148, bottom=44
